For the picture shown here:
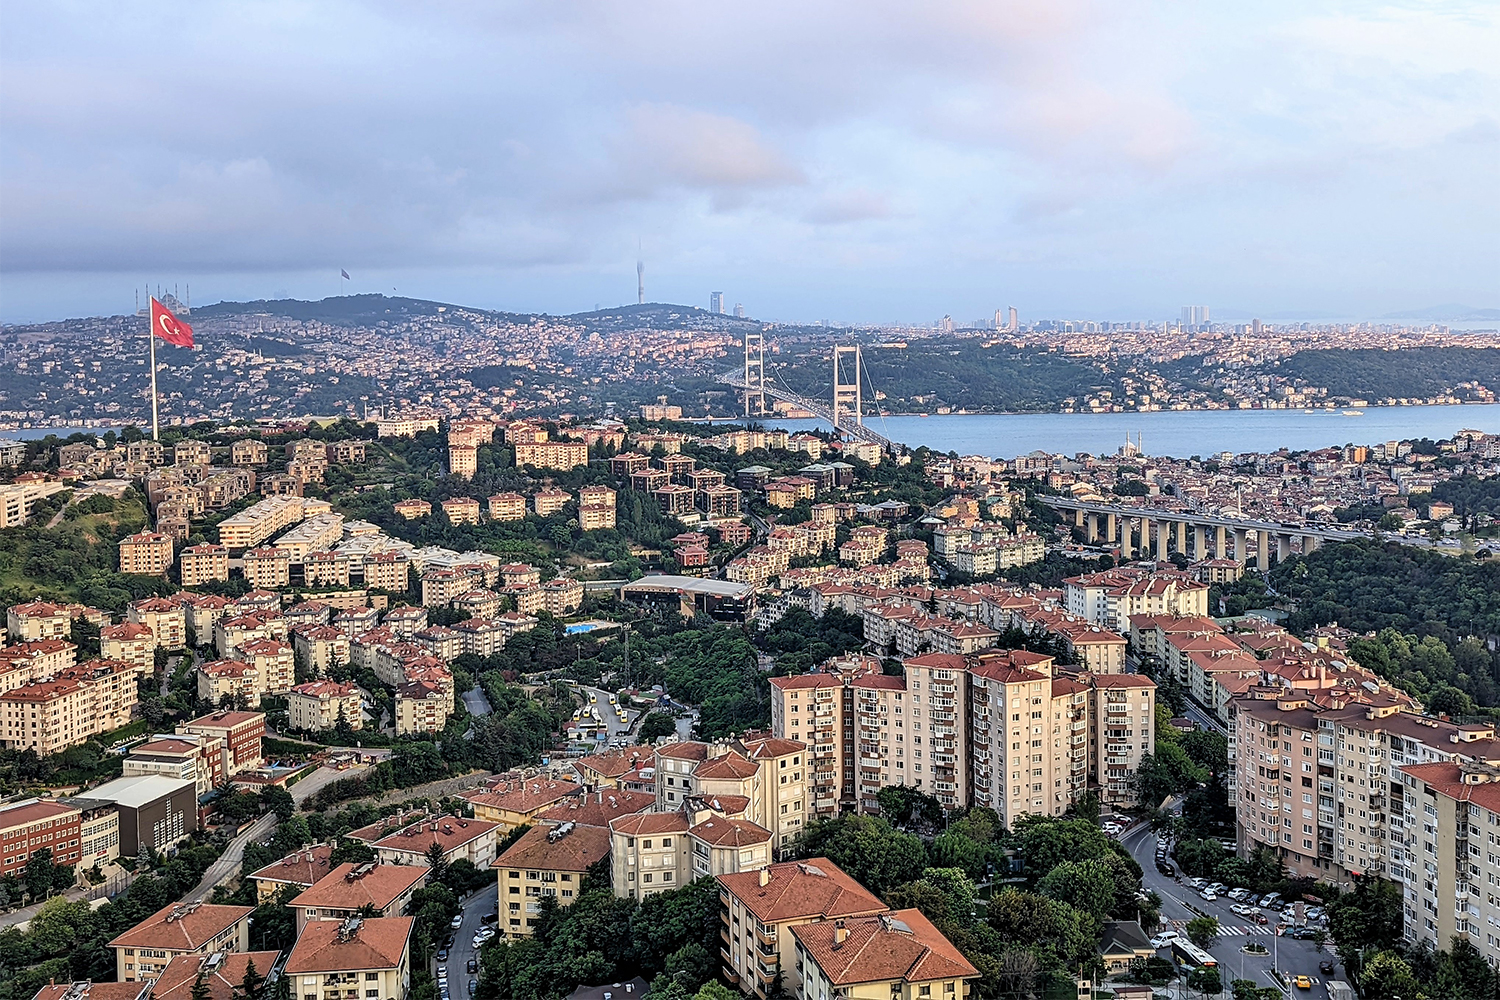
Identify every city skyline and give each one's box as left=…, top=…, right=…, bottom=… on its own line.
left=1, top=3, right=1496, bottom=325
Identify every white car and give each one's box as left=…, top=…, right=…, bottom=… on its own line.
left=1151, top=932, right=1180, bottom=949
left=1201, top=890, right=1218, bottom=902
left=1231, top=903, right=1252, bottom=916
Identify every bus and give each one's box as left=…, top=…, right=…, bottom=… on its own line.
left=1171, top=940, right=1218, bottom=970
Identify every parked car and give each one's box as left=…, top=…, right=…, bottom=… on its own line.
left=1227, top=888, right=1249, bottom=901
left=1231, top=903, right=1252, bottom=916
left=1319, top=960, right=1337, bottom=975
left=1289, top=926, right=1319, bottom=940
left=467, top=960, right=479, bottom=974
left=1156, top=861, right=1176, bottom=877
left=1201, top=890, right=1218, bottom=901
left=437, top=949, right=448, bottom=962
left=1188, top=877, right=1208, bottom=890
left=468, top=983, right=478, bottom=997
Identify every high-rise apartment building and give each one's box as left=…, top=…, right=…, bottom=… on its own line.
left=1397, top=761, right=1500, bottom=963
left=710, top=291, right=725, bottom=314
left=119, top=532, right=174, bottom=576
left=770, top=651, right=1152, bottom=819
left=1232, top=694, right=1500, bottom=884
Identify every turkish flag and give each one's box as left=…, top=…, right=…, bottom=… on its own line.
left=150, top=297, right=194, bottom=348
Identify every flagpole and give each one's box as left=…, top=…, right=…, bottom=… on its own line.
left=149, top=296, right=160, bottom=441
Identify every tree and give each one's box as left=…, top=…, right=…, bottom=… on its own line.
left=241, top=957, right=265, bottom=1000
left=876, top=786, right=944, bottom=828
left=1186, top=965, right=1222, bottom=997
left=191, top=970, right=212, bottom=1000
left=1037, top=860, right=1117, bottom=922
left=1327, top=874, right=1403, bottom=978
left=636, top=712, right=677, bottom=744
left=1185, top=915, right=1220, bottom=949
left=798, top=814, right=926, bottom=893
left=425, top=842, right=450, bottom=882
left=261, top=785, right=295, bottom=820
left=1360, top=950, right=1422, bottom=1000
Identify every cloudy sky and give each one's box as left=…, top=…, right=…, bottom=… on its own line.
left=1, top=1, right=1495, bottom=324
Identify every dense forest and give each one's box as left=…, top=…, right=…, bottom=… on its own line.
left=1274, top=347, right=1500, bottom=401
left=1270, top=540, right=1500, bottom=707
left=770, top=340, right=1122, bottom=413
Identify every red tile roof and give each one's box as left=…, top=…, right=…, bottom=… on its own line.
left=247, top=845, right=335, bottom=887
left=694, top=753, right=760, bottom=780
left=465, top=779, right=581, bottom=816
left=718, top=858, right=886, bottom=924
left=108, top=902, right=254, bottom=952
left=609, top=812, right=691, bottom=836
left=689, top=817, right=771, bottom=847
left=32, top=984, right=151, bottom=1000
left=493, top=823, right=610, bottom=872
left=284, top=917, right=413, bottom=973
left=152, top=952, right=282, bottom=1000
left=372, top=814, right=499, bottom=855
left=291, top=862, right=428, bottom=911
left=791, top=908, right=979, bottom=985
left=537, top=790, right=655, bottom=827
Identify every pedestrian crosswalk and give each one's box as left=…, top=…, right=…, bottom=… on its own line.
left=1168, top=918, right=1276, bottom=938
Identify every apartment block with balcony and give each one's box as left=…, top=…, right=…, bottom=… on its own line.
left=790, top=910, right=979, bottom=1000
left=1232, top=694, right=1500, bottom=884
left=119, top=532, right=174, bottom=576
left=283, top=917, right=413, bottom=1000
left=717, top=859, right=885, bottom=998
left=494, top=822, right=610, bottom=937
left=1090, top=674, right=1157, bottom=807
left=179, top=543, right=229, bottom=586
left=110, top=902, right=254, bottom=982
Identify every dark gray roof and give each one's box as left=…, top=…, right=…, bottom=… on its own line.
left=565, top=979, right=648, bottom=1000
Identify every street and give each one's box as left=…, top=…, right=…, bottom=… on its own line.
left=434, top=885, right=498, bottom=997
left=1122, top=823, right=1339, bottom=998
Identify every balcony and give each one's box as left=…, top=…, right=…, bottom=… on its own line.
left=756, top=925, right=777, bottom=948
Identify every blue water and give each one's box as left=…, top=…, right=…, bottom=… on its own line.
left=764, top=403, right=1500, bottom=460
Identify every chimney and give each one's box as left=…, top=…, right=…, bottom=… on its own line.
left=759, top=867, right=770, bottom=887
left=833, top=919, right=848, bottom=947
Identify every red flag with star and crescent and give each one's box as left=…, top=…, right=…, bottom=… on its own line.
left=150, top=296, right=194, bottom=348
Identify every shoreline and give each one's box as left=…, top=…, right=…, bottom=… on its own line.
left=4, top=400, right=1498, bottom=439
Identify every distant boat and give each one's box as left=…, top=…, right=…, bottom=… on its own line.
left=1303, top=408, right=1316, bottom=413
left=1342, top=409, right=1365, bottom=416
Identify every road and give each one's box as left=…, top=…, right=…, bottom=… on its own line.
left=186, top=762, right=363, bottom=902
left=1123, top=823, right=1339, bottom=998
left=434, top=885, right=498, bottom=998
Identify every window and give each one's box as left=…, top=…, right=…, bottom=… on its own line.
left=366, top=975, right=378, bottom=982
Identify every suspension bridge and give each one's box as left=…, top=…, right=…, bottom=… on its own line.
left=717, top=336, right=896, bottom=450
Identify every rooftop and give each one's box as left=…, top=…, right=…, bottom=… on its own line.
left=247, top=844, right=335, bottom=887
left=284, top=917, right=414, bottom=974
left=107, top=902, right=254, bottom=951
left=718, top=858, right=886, bottom=924
left=790, top=908, right=978, bottom=986
left=291, top=862, right=428, bottom=911
left=493, top=822, right=610, bottom=873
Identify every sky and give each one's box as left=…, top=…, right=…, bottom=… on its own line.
left=1, top=1, right=1496, bottom=325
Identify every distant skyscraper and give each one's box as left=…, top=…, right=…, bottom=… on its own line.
left=734, top=303, right=745, bottom=318
left=710, top=291, right=724, bottom=314
left=1008, top=306, right=1018, bottom=332
left=993, top=309, right=1003, bottom=330
left=1181, top=305, right=1210, bottom=328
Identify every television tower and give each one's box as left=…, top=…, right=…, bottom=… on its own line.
left=636, top=242, right=645, bottom=305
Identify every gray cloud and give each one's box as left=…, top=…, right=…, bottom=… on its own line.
left=0, top=1, right=1495, bottom=322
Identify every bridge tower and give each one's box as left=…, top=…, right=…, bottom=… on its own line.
left=742, top=332, right=766, bottom=416
left=832, top=345, right=862, bottom=429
